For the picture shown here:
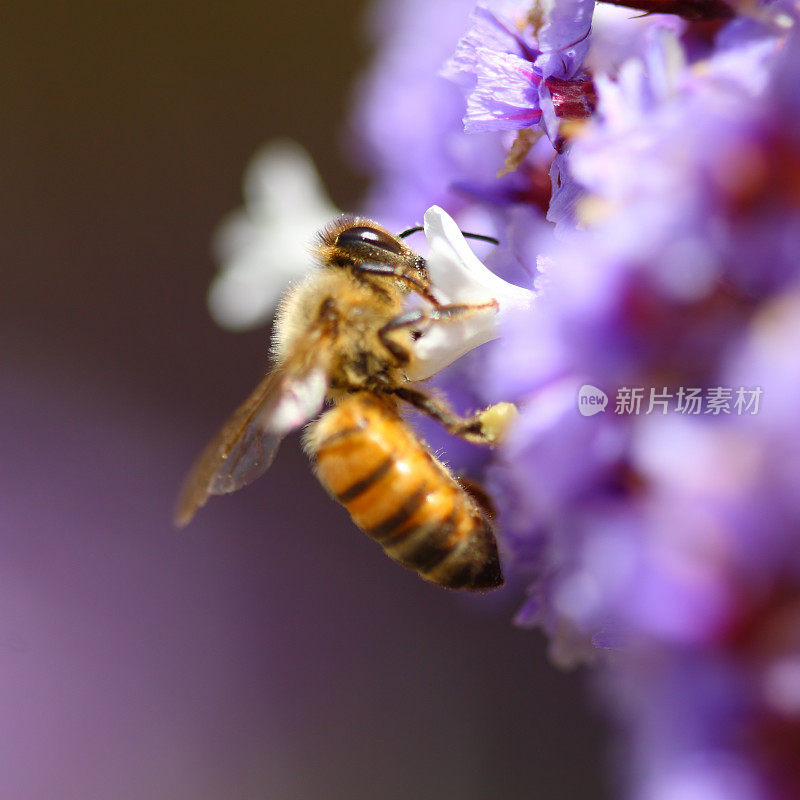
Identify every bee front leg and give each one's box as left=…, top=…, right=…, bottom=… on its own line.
left=391, top=386, right=517, bottom=446
left=353, top=264, right=500, bottom=323
left=377, top=310, right=426, bottom=364
left=351, top=262, right=440, bottom=305
left=378, top=298, right=500, bottom=365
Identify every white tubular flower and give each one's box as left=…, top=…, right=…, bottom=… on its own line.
left=208, top=140, right=338, bottom=330
left=408, top=205, right=534, bottom=381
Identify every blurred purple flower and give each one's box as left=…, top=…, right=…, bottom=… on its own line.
left=481, top=11, right=800, bottom=797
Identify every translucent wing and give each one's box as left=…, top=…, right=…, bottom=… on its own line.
left=174, top=353, right=329, bottom=527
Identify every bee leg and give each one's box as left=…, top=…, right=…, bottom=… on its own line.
left=353, top=264, right=500, bottom=322
left=390, top=386, right=517, bottom=445
left=457, top=477, right=497, bottom=520
left=351, top=262, right=441, bottom=306
left=377, top=310, right=427, bottom=364
left=378, top=299, right=500, bottom=365
left=424, top=299, right=499, bottom=322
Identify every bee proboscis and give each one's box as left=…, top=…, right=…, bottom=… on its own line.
left=175, top=215, right=514, bottom=591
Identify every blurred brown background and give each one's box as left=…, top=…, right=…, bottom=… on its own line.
left=1, top=4, right=609, bottom=799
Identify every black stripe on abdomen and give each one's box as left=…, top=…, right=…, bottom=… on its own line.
left=391, top=511, right=457, bottom=572
left=336, top=455, right=394, bottom=503
left=315, top=424, right=365, bottom=451
left=366, top=484, right=427, bottom=542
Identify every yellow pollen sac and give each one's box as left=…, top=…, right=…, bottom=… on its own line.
left=478, top=402, right=518, bottom=444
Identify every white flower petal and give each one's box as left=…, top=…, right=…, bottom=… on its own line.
left=208, top=140, right=338, bottom=331
left=408, top=205, right=533, bottom=381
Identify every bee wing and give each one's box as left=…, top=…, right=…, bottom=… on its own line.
left=174, top=354, right=329, bottom=527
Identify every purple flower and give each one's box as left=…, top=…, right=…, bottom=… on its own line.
left=481, top=16, right=800, bottom=798
left=351, top=0, right=553, bottom=230
left=488, top=16, right=792, bottom=611
left=443, top=3, right=596, bottom=141
left=546, top=150, right=582, bottom=231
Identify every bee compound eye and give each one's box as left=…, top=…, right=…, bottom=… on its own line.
left=336, top=225, right=404, bottom=256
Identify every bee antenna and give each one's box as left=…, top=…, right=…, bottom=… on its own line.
left=461, top=231, right=500, bottom=246
left=397, top=225, right=423, bottom=239
left=397, top=225, right=500, bottom=246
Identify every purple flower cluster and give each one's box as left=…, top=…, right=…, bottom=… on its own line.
left=443, top=1, right=595, bottom=142
left=349, top=0, right=800, bottom=796
left=489, top=15, right=800, bottom=800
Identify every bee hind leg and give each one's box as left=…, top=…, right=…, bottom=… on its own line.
left=391, top=386, right=517, bottom=446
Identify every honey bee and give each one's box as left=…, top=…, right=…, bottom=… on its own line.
left=175, top=215, right=516, bottom=590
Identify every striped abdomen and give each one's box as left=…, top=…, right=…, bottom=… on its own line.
left=306, top=393, right=503, bottom=591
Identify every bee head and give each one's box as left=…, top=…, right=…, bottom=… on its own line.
left=316, top=216, right=427, bottom=278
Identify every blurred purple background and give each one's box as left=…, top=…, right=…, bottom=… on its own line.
left=2, top=5, right=608, bottom=798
